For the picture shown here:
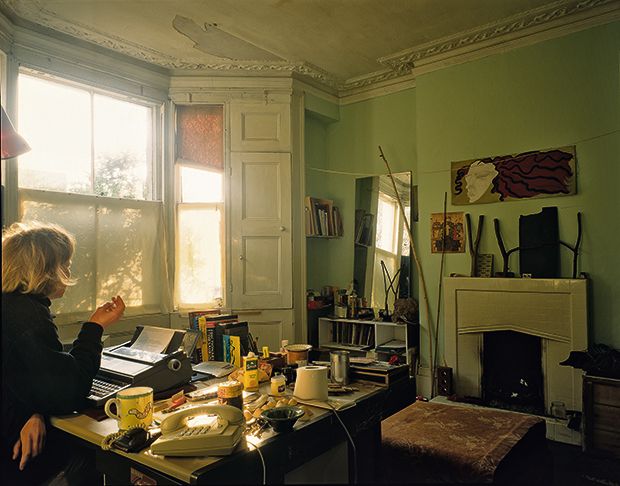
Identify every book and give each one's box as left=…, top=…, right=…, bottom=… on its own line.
left=188, top=310, right=220, bottom=361
left=197, top=314, right=238, bottom=362
left=223, top=335, right=242, bottom=367
left=214, top=320, right=247, bottom=361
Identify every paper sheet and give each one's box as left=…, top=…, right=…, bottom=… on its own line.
left=129, top=326, right=176, bottom=353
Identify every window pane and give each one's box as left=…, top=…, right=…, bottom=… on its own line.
left=376, top=195, right=397, bottom=253
left=176, top=105, right=223, bottom=170
left=18, top=74, right=92, bottom=192
left=401, top=206, right=411, bottom=255
left=177, top=205, right=223, bottom=305
left=180, top=167, right=223, bottom=203
left=94, top=95, right=150, bottom=200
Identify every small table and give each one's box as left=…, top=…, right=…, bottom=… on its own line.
left=51, top=381, right=386, bottom=484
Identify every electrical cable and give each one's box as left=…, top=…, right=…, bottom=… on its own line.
left=328, top=404, right=358, bottom=485
left=246, top=437, right=266, bottom=485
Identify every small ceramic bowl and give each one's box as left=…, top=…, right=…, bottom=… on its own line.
left=260, top=406, right=304, bottom=433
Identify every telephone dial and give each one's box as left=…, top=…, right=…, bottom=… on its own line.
left=150, top=404, right=244, bottom=457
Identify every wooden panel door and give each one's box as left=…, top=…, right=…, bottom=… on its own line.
left=230, top=152, right=292, bottom=309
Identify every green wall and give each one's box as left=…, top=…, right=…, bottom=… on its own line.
left=310, top=22, right=620, bottom=366
left=305, top=89, right=417, bottom=295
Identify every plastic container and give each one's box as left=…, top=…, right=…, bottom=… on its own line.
left=271, top=374, right=286, bottom=396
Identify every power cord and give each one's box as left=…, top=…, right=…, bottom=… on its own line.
left=246, top=437, right=266, bottom=485
left=328, top=404, right=358, bottom=485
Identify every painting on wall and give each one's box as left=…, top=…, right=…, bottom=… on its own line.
left=431, top=212, right=465, bottom=253
left=451, top=146, right=576, bottom=205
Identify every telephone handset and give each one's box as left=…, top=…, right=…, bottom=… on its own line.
left=150, top=404, right=245, bottom=457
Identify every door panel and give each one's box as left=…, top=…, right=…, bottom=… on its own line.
left=233, top=309, right=294, bottom=352
left=230, top=103, right=290, bottom=152
left=243, top=236, right=281, bottom=293
left=231, top=152, right=291, bottom=309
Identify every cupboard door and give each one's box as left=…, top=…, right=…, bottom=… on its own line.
left=230, top=102, right=290, bottom=152
left=233, top=309, right=294, bottom=352
left=230, top=152, right=292, bottom=309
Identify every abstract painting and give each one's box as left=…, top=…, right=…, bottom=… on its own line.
left=451, top=146, right=576, bottom=205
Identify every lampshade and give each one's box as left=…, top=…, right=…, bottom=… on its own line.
left=1, top=105, right=31, bottom=159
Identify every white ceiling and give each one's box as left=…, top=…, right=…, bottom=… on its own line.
left=1, top=0, right=617, bottom=90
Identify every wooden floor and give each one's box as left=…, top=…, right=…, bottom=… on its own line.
left=549, top=441, right=620, bottom=486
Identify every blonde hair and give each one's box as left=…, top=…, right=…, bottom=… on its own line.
left=2, top=221, right=77, bottom=296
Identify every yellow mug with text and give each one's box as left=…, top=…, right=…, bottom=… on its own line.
left=104, top=386, right=153, bottom=430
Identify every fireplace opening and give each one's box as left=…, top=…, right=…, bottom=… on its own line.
left=481, top=330, right=544, bottom=415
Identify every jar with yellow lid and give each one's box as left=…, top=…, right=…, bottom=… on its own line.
left=217, top=380, right=243, bottom=410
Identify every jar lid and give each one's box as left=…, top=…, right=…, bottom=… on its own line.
left=271, top=374, right=285, bottom=382
left=217, top=380, right=243, bottom=398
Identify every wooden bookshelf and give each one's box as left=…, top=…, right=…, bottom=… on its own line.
left=318, top=317, right=417, bottom=375
left=305, top=196, right=343, bottom=237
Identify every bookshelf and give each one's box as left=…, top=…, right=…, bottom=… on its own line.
left=317, top=317, right=417, bottom=374
left=305, top=196, right=343, bottom=237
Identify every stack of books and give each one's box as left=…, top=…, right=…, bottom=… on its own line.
left=188, top=312, right=248, bottom=364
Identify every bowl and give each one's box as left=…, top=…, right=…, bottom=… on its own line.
left=284, top=344, right=312, bottom=365
left=260, top=406, right=304, bottom=433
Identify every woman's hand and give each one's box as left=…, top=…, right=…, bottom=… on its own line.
left=12, top=413, right=46, bottom=471
left=89, top=295, right=126, bottom=329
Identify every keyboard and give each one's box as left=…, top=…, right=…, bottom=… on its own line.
left=87, top=377, right=130, bottom=406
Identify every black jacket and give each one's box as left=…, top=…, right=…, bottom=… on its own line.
left=1, top=292, right=103, bottom=455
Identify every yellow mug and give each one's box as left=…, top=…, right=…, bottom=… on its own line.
left=104, top=386, right=153, bottom=430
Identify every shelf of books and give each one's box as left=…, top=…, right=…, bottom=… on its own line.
left=304, top=196, right=343, bottom=237
left=317, top=317, right=417, bottom=376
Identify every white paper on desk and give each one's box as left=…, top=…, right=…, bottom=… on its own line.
left=130, top=326, right=175, bottom=353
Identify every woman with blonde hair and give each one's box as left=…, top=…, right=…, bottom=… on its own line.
left=2, top=221, right=125, bottom=485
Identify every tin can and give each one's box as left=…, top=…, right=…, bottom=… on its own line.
left=217, top=380, right=243, bottom=410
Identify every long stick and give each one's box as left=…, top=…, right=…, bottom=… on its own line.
left=378, top=146, right=435, bottom=387
left=432, top=192, right=447, bottom=397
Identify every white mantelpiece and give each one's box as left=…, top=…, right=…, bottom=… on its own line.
left=444, top=277, right=588, bottom=415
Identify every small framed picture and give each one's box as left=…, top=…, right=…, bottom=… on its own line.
left=431, top=212, right=465, bottom=253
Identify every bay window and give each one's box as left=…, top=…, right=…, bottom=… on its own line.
left=16, top=70, right=168, bottom=321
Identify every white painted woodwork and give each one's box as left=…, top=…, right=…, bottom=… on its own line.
left=230, top=102, right=290, bottom=152
left=444, top=277, right=588, bottom=413
left=233, top=309, right=294, bottom=353
left=230, top=152, right=292, bottom=310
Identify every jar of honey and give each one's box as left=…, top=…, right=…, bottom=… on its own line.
left=217, top=380, right=243, bottom=410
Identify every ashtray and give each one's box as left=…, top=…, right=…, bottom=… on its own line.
left=260, top=406, right=304, bottom=433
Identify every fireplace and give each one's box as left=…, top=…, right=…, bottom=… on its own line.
left=482, top=330, right=544, bottom=415
left=444, top=277, right=587, bottom=417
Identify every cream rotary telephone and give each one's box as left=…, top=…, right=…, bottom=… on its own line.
left=150, top=404, right=244, bottom=456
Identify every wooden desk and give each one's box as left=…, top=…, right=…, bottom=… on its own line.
left=51, top=381, right=386, bottom=484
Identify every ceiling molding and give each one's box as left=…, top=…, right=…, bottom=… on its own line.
left=1, top=0, right=618, bottom=101
left=376, top=0, right=617, bottom=74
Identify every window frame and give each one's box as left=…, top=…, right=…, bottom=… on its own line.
left=173, top=103, right=228, bottom=312
left=16, top=67, right=161, bottom=201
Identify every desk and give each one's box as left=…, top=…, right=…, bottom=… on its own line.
left=51, top=382, right=386, bottom=484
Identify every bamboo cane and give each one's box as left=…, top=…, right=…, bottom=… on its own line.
left=378, top=146, right=436, bottom=387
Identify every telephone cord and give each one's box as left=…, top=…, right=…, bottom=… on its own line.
left=246, top=439, right=266, bottom=485
left=328, top=405, right=358, bottom=485
left=100, top=424, right=148, bottom=451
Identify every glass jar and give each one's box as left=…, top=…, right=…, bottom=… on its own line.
left=217, top=380, right=243, bottom=410
left=270, top=374, right=286, bottom=396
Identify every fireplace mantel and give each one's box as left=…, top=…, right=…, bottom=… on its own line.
left=444, top=277, right=588, bottom=413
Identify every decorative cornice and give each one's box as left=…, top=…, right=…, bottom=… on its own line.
left=1, top=0, right=341, bottom=88
left=1, top=0, right=618, bottom=98
left=376, top=0, right=617, bottom=74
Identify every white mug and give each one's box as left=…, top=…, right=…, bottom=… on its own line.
left=104, top=386, right=153, bottom=430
